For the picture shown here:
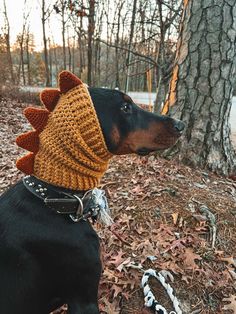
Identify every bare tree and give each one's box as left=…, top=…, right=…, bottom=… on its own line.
left=114, top=1, right=125, bottom=89
left=153, top=0, right=182, bottom=112
left=3, top=0, right=14, bottom=83
left=25, top=28, right=31, bottom=85
left=41, top=0, right=51, bottom=86
left=17, top=0, right=30, bottom=85
left=69, top=2, right=86, bottom=77
left=125, top=0, right=137, bottom=92
left=53, top=0, right=69, bottom=69
left=87, top=0, right=95, bottom=85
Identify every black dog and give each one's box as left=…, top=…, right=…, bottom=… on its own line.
left=0, top=87, right=184, bottom=314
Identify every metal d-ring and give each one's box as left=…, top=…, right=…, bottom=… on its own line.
left=69, top=195, right=84, bottom=222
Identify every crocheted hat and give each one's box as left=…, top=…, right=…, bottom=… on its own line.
left=16, top=71, right=113, bottom=191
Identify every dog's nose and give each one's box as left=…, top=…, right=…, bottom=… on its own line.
left=173, top=120, right=185, bottom=132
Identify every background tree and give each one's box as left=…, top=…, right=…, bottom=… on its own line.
left=0, top=0, right=185, bottom=90
left=41, top=0, right=51, bottom=86
left=2, top=0, right=14, bottom=83
left=162, top=0, right=236, bottom=176
left=16, top=0, right=30, bottom=85
left=53, top=0, right=69, bottom=70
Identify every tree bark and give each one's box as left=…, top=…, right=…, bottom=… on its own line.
left=163, top=0, right=236, bottom=176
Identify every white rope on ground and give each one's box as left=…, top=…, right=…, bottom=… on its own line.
left=141, top=268, right=182, bottom=314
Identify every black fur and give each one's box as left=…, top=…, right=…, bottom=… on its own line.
left=0, top=88, right=184, bottom=314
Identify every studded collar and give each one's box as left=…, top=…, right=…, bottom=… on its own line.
left=23, top=176, right=99, bottom=222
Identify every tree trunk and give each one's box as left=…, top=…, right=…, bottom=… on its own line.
left=42, top=0, right=51, bottom=86
left=87, top=0, right=95, bottom=85
left=154, top=2, right=166, bottom=112
left=77, top=14, right=83, bottom=77
left=163, top=0, right=236, bottom=176
left=3, top=0, right=14, bottom=84
left=115, top=2, right=124, bottom=90
left=61, top=1, right=66, bottom=69
left=67, top=31, right=71, bottom=72
left=154, top=74, right=167, bottom=113
left=72, top=35, right=75, bottom=73
left=26, top=31, right=31, bottom=85
left=125, top=0, right=137, bottom=93
left=48, top=38, right=52, bottom=85
left=20, top=39, right=26, bottom=85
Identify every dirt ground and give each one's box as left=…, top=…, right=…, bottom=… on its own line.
left=0, top=97, right=236, bottom=314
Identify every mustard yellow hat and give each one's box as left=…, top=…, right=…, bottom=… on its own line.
left=16, top=71, right=112, bottom=190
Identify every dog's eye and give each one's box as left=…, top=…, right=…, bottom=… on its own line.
left=121, top=103, right=132, bottom=114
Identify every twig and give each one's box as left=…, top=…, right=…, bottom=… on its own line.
left=109, top=227, right=131, bottom=247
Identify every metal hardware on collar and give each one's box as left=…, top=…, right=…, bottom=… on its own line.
left=22, top=176, right=112, bottom=225
left=69, top=195, right=84, bottom=222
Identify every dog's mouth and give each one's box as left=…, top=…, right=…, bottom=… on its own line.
left=136, top=141, right=178, bottom=156
left=136, top=148, right=156, bottom=156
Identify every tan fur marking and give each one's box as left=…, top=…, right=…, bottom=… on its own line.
left=114, top=122, right=178, bottom=155
left=111, top=125, right=121, bottom=146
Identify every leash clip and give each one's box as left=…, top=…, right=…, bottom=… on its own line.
left=69, top=195, right=84, bottom=222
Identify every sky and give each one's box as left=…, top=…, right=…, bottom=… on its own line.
left=1, top=0, right=62, bottom=50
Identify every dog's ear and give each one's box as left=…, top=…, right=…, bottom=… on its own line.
left=59, top=70, right=83, bottom=93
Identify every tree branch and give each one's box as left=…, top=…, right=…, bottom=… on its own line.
left=97, top=38, right=159, bottom=68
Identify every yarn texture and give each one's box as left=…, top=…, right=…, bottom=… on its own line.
left=16, top=71, right=113, bottom=191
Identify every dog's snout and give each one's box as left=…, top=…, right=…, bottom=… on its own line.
left=173, top=120, right=185, bottom=133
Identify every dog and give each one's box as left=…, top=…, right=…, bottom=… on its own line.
left=0, top=71, right=184, bottom=314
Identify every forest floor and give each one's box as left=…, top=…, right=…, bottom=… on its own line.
left=0, top=97, right=236, bottom=314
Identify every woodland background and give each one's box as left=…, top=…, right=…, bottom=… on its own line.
left=1, top=0, right=236, bottom=313
left=0, top=0, right=180, bottom=102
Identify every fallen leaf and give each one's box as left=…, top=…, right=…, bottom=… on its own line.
left=221, top=256, right=236, bottom=268
left=171, top=212, right=179, bottom=225
left=223, top=295, right=236, bottom=313
left=182, top=248, right=202, bottom=269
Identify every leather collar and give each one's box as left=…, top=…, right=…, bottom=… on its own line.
left=23, top=176, right=98, bottom=222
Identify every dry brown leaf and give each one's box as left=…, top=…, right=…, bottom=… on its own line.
left=108, top=250, right=126, bottom=268
left=100, top=297, right=120, bottom=314
left=182, top=248, right=202, bottom=269
left=171, top=212, right=179, bottom=225
left=221, top=256, right=236, bottom=268
left=223, top=295, right=236, bottom=313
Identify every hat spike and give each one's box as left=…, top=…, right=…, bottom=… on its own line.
left=24, top=107, right=49, bottom=131
left=40, top=89, right=60, bottom=112
left=16, top=153, right=35, bottom=174
left=59, top=70, right=83, bottom=93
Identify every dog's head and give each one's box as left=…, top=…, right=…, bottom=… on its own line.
left=89, top=88, right=184, bottom=156
left=16, top=71, right=184, bottom=190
